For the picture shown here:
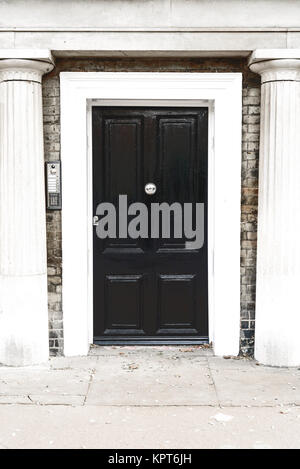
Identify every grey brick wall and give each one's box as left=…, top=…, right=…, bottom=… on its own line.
left=42, top=58, right=260, bottom=356
left=241, top=87, right=260, bottom=355
left=43, top=77, right=63, bottom=356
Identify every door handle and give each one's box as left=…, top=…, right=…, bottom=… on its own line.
left=93, top=215, right=99, bottom=226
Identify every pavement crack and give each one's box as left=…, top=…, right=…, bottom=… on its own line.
left=207, top=358, right=221, bottom=408
left=83, top=368, right=96, bottom=406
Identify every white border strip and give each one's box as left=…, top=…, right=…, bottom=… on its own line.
left=60, top=72, right=242, bottom=357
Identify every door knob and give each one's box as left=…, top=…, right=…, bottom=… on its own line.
left=145, top=182, right=157, bottom=195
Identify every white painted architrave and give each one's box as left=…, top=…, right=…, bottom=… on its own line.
left=60, top=72, right=242, bottom=357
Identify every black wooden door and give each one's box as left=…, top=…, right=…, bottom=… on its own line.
left=92, top=107, right=208, bottom=344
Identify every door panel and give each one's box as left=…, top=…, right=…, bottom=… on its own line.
left=104, top=274, right=145, bottom=334
left=157, top=274, right=197, bottom=333
left=104, top=118, right=143, bottom=201
left=158, top=117, right=197, bottom=203
left=93, top=107, right=208, bottom=344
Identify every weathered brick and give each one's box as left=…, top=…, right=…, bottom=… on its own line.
left=243, top=115, right=260, bottom=125
left=248, top=88, right=260, bottom=97
left=243, top=96, right=260, bottom=106
left=247, top=141, right=260, bottom=151
left=248, top=124, right=260, bottom=133
left=248, top=105, right=260, bottom=115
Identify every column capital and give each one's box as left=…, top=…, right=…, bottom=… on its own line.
left=0, top=49, right=54, bottom=83
left=249, top=49, right=300, bottom=83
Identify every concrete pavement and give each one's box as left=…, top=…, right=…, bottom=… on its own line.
left=0, top=346, right=300, bottom=449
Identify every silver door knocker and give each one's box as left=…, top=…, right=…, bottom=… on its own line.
left=145, top=182, right=157, bottom=195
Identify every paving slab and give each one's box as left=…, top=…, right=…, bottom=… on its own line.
left=208, top=356, right=257, bottom=370
left=49, top=356, right=99, bottom=371
left=0, top=405, right=299, bottom=449
left=89, top=345, right=213, bottom=358
left=0, top=367, right=90, bottom=397
left=211, top=363, right=300, bottom=406
left=87, top=349, right=216, bottom=406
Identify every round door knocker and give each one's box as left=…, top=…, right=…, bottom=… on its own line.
left=145, top=182, right=157, bottom=195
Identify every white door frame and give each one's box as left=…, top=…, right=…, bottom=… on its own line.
left=60, top=72, right=242, bottom=357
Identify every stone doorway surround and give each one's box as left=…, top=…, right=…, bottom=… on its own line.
left=60, top=71, right=242, bottom=359
left=0, top=49, right=300, bottom=367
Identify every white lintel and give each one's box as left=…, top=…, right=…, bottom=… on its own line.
left=0, top=49, right=54, bottom=64
left=249, top=48, right=300, bottom=65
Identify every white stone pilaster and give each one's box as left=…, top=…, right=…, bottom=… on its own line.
left=0, top=51, right=54, bottom=366
left=249, top=50, right=300, bottom=367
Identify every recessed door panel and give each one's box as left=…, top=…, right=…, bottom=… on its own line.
left=104, top=119, right=143, bottom=202
left=104, top=274, right=145, bottom=334
left=156, top=274, right=197, bottom=333
left=158, top=117, right=196, bottom=203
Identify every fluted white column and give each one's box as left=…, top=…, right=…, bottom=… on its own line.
left=250, top=50, right=300, bottom=366
left=0, top=52, right=54, bottom=366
